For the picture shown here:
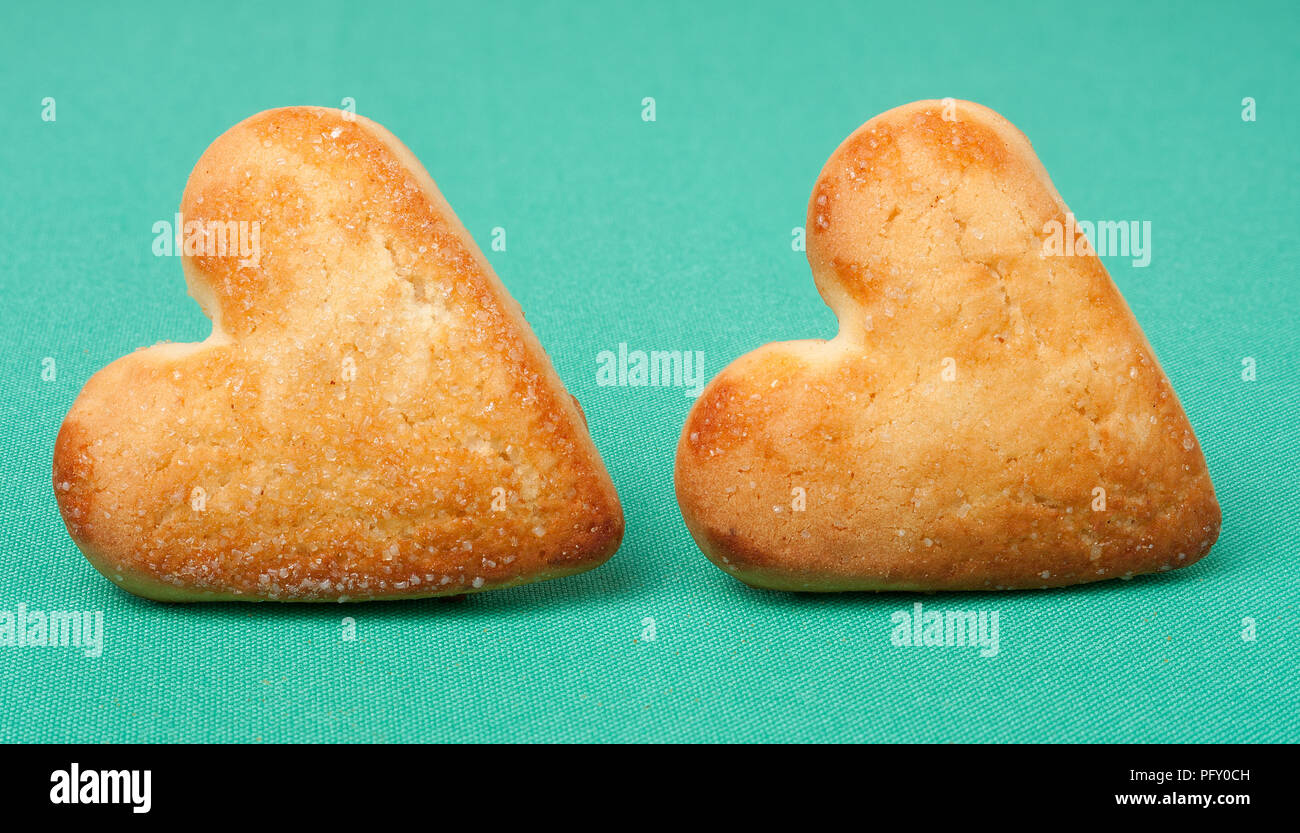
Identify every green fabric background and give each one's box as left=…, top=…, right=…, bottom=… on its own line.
left=1, top=0, right=1296, bottom=743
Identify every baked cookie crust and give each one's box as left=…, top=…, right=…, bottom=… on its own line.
left=54, top=107, right=623, bottom=601
left=675, top=100, right=1220, bottom=591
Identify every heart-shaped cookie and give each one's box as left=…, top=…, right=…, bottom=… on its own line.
left=54, top=107, right=623, bottom=601
left=675, top=100, right=1220, bottom=591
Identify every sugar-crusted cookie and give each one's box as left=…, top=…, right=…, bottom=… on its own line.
left=54, top=107, right=623, bottom=601
left=675, top=100, right=1220, bottom=591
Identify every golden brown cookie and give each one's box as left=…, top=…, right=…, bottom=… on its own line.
left=675, top=99, right=1220, bottom=591
left=54, top=106, right=623, bottom=601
